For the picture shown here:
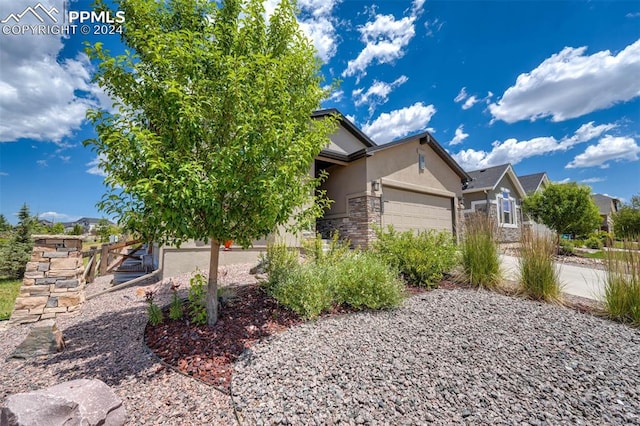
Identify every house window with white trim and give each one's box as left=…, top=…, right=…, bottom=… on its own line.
left=498, top=189, right=516, bottom=226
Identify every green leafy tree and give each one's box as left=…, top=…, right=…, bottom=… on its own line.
left=85, top=0, right=336, bottom=324
left=522, top=182, right=601, bottom=246
left=0, top=214, right=11, bottom=233
left=70, top=223, right=85, bottom=235
left=95, top=218, right=112, bottom=243
left=50, top=222, right=65, bottom=234
left=0, top=203, right=34, bottom=278
left=613, top=194, right=640, bottom=239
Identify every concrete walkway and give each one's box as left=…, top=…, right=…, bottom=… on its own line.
left=500, top=255, right=607, bottom=301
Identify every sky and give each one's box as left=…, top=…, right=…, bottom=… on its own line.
left=0, top=0, right=639, bottom=224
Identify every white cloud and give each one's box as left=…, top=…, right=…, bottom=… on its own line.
left=462, top=96, right=478, bottom=110
left=454, top=87, right=468, bottom=103
left=38, top=212, right=80, bottom=222
left=59, top=155, right=71, bottom=163
left=566, top=135, right=640, bottom=169
left=325, top=88, right=344, bottom=102
left=580, top=177, right=606, bottom=183
left=36, top=160, right=48, bottom=167
left=353, top=75, right=408, bottom=114
left=342, top=7, right=419, bottom=80
left=449, top=125, right=469, bottom=146
left=0, top=0, right=106, bottom=143
left=345, top=114, right=357, bottom=125
left=362, top=102, right=436, bottom=143
left=489, top=39, right=640, bottom=123
left=262, top=0, right=339, bottom=63
left=452, top=121, right=616, bottom=170
left=0, top=172, right=8, bottom=176
left=626, top=12, right=640, bottom=18
left=556, top=178, right=572, bottom=184
left=424, top=18, right=444, bottom=37
left=86, top=155, right=107, bottom=177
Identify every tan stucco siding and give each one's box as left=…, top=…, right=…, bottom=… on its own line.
left=366, top=139, right=462, bottom=197
left=319, top=158, right=367, bottom=216
left=324, top=126, right=368, bottom=156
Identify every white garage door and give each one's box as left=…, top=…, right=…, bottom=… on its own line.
left=382, top=187, right=453, bottom=233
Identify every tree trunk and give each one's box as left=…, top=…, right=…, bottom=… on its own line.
left=207, top=238, right=221, bottom=326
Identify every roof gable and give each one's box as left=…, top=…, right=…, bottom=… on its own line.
left=464, top=163, right=527, bottom=198
left=593, top=194, right=620, bottom=215
left=367, top=131, right=470, bottom=182
left=518, top=172, right=549, bottom=194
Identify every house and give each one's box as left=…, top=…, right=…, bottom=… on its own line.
left=462, top=163, right=527, bottom=242
left=593, top=194, right=620, bottom=233
left=160, top=109, right=472, bottom=277
left=518, top=172, right=553, bottom=236
left=313, top=109, right=471, bottom=247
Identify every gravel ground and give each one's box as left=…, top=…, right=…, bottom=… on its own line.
left=0, top=266, right=254, bottom=425
left=3, top=264, right=640, bottom=425
left=233, top=289, right=640, bottom=425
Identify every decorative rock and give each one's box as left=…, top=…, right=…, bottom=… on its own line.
left=0, top=379, right=126, bottom=426
left=10, top=319, right=65, bottom=358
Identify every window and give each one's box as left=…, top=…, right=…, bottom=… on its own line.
left=418, top=152, right=425, bottom=171
left=499, top=190, right=516, bottom=226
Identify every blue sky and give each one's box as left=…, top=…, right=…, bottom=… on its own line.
left=1, top=0, right=639, bottom=224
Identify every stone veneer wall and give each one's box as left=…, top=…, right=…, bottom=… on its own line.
left=317, top=195, right=382, bottom=248
left=10, top=235, right=85, bottom=324
left=463, top=204, right=521, bottom=243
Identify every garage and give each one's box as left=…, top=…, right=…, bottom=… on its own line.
left=382, top=186, right=454, bottom=234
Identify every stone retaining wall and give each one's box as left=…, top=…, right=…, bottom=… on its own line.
left=10, top=235, right=85, bottom=324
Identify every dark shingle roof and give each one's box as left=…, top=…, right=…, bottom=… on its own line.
left=518, top=172, right=547, bottom=194
left=464, top=164, right=511, bottom=191
left=593, top=194, right=619, bottom=215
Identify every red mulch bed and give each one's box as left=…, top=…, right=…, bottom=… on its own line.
left=145, top=285, right=303, bottom=391
left=145, top=280, right=604, bottom=392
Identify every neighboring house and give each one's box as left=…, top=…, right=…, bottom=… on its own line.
left=462, top=163, right=527, bottom=242
left=314, top=109, right=470, bottom=247
left=593, top=194, right=620, bottom=233
left=518, top=172, right=553, bottom=236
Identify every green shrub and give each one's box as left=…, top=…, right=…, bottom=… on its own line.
left=261, top=243, right=299, bottom=292
left=372, top=226, right=457, bottom=287
left=585, top=235, right=603, bottom=250
left=333, top=251, right=405, bottom=310
left=460, top=213, right=501, bottom=288
left=604, top=242, right=640, bottom=325
left=145, top=289, right=163, bottom=326
left=169, top=281, right=183, bottom=320
left=188, top=272, right=208, bottom=325
left=267, top=247, right=405, bottom=319
left=519, top=231, right=561, bottom=301
left=301, top=232, right=351, bottom=265
left=270, top=263, right=334, bottom=319
left=558, top=239, right=575, bottom=255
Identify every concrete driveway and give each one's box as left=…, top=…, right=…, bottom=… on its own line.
left=500, top=255, right=607, bottom=301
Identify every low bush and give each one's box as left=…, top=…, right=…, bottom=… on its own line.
left=270, top=263, right=335, bottom=319
left=519, top=231, right=561, bottom=302
left=188, top=272, right=208, bottom=325
left=585, top=235, right=603, bottom=250
left=261, top=243, right=299, bottom=292
left=460, top=213, right=501, bottom=288
left=333, top=251, right=405, bottom=310
left=558, top=239, right=574, bottom=255
left=0, top=278, right=22, bottom=320
left=604, top=242, right=640, bottom=325
left=372, top=226, right=457, bottom=287
left=264, top=241, right=404, bottom=319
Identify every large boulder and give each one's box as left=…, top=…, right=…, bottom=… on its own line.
left=1, top=379, right=126, bottom=426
